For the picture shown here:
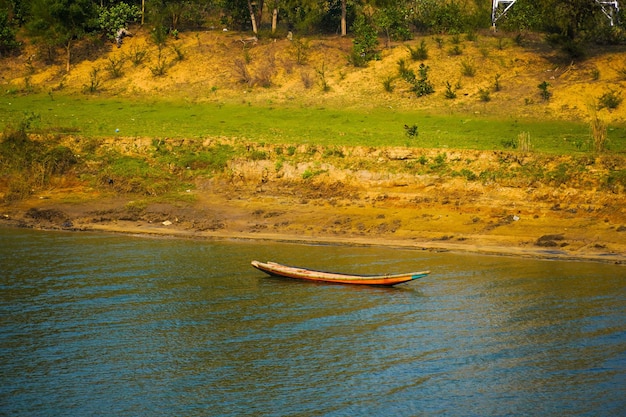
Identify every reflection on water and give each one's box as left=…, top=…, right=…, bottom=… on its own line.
left=1, top=227, right=625, bottom=416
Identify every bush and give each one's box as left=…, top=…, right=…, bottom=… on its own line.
left=412, top=63, right=434, bottom=97
left=407, top=40, right=428, bottom=60
left=538, top=81, right=551, bottom=101
left=98, top=2, right=141, bottom=41
left=0, top=9, right=21, bottom=56
left=350, top=14, right=379, bottom=67
left=444, top=81, right=457, bottom=99
left=598, top=89, right=622, bottom=110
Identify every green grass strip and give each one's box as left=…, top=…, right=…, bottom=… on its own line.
left=1, top=93, right=624, bottom=154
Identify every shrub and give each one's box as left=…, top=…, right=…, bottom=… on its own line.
left=383, top=76, right=395, bottom=92
left=478, top=88, right=490, bottom=102
left=448, top=45, right=463, bottom=56
left=598, top=89, right=622, bottom=110
left=128, top=45, right=148, bottom=66
left=412, top=63, right=434, bottom=97
left=291, top=37, right=310, bottom=65
left=444, top=81, right=457, bottom=99
left=83, top=67, right=102, bottom=93
left=404, top=124, right=418, bottom=138
left=407, top=40, right=428, bottom=60
left=460, top=59, right=475, bottom=77
left=0, top=9, right=21, bottom=56
left=98, top=2, right=141, bottom=41
left=105, top=55, right=125, bottom=78
left=494, top=73, right=502, bottom=91
left=538, top=81, right=551, bottom=101
left=350, top=14, right=379, bottom=67
left=398, top=59, right=416, bottom=83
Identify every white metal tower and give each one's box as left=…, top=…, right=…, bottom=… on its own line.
left=491, top=0, right=517, bottom=28
left=491, top=0, right=621, bottom=28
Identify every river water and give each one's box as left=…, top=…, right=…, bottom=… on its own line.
left=1, top=227, right=625, bottom=416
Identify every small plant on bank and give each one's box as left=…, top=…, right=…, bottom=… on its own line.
left=407, top=40, right=428, bottom=60
left=105, top=55, right=125, bottom=78
left=291, top=37, right=310, bottom=65
left=434, top=37, right=444, bottom=49
left=150, top=49, right=169, bottom=77
left=591, top=67, right=600, bottom=80
left=383, top=76, right=395, bottom=92
left=234, top=59, right=252, bottom=85
left=448, top=45, right=462, bottom=56
left=83, top=67, right=102, bottom=93
left=494, top=73, right=502, bottom=91
left=412, top=63, right=434, bottom=97
left=404, top=123, right=418, bottom=138
left=316, top=61, right=331, bottom=92
left=478, top=88, right=491, bottom=102
left=398, top=58, right=416, bottom=83
left=444, top=81, right=457, bottom=99
left=538, top=81, right=551, bottom=101
left=301, top=71, right=313, bottom=89
left=598, top=89, right=622, bottom=110
left=460, top=59, right=475, bottom=77
left=128, top=45, right=148, bottom=66
left=171, top=44, right=185, bottom=62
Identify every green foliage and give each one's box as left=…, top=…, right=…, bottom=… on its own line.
left=398, top=58, right=416, bottom=83
left=598, top=89, right=622, bottom=110
left=404, top=124, right=419, bottom=138
left=444, top=81, right=457, bottom=99
left=412, top=63, right=435, bottom=97
left=460, top=59, right=475, bottom=77
left=605, top=169, right=626, bottom=192
left=105, top=55, right=125, bottom=78
left=538, top=81, right=551, bottom=101
left=0, top=9, right=21, bottom=56
left=28, top=0, right=98, bottom=46
left=350, top=14, right=379, bottom=67
left=0, top=113, right=79, bottom=200
left=478, top=88, right=490, bottom=102
left=383, top=76, right=395, bottom=93
left=375, top=6, right=412, bottom=46
left=410, top=0, right=468, bottom=33
left=83, top=67, right=101, bottom=93
left=407, top=40, right=428, bottom=61
left=97, top=2, right=140, bottom=41
left=291, top=37, right=310, bottom=65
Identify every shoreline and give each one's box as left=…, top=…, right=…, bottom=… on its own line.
left=3, top=218, right=625, bottom=265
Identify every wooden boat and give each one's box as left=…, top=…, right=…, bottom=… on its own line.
left=251, top=260, right=430, bottom=286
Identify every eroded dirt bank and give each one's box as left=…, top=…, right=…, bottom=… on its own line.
left=1, top=141, right=625, bottom=264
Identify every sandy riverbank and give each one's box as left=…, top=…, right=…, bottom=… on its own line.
left=2, top=170, right=625, bottom=264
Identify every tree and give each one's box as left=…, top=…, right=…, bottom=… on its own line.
left=341, top=0, right=346, bottom=36
left=0, top=8, right=21, bottom=56
left=98, top=2, right=141, bottom=41
left=27, top=0, right=97, bottom=72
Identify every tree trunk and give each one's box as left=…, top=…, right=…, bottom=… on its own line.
left=341, top=0, right=347, bottom=36
left=65, top=39, right=71, bottom=72
left=141, top=0, right=145, bottom=25
left=272, top=0, right=279, bottom=33
left=247, top=0, right=258, bottom=33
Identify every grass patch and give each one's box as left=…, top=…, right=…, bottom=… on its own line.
left=1, top=94, right=624, bottom=154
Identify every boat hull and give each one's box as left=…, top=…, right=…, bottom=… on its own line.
left=251, top=261, right=429, bottom=286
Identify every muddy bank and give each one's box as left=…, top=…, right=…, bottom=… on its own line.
left=2, top=145, right=625, bottom=264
